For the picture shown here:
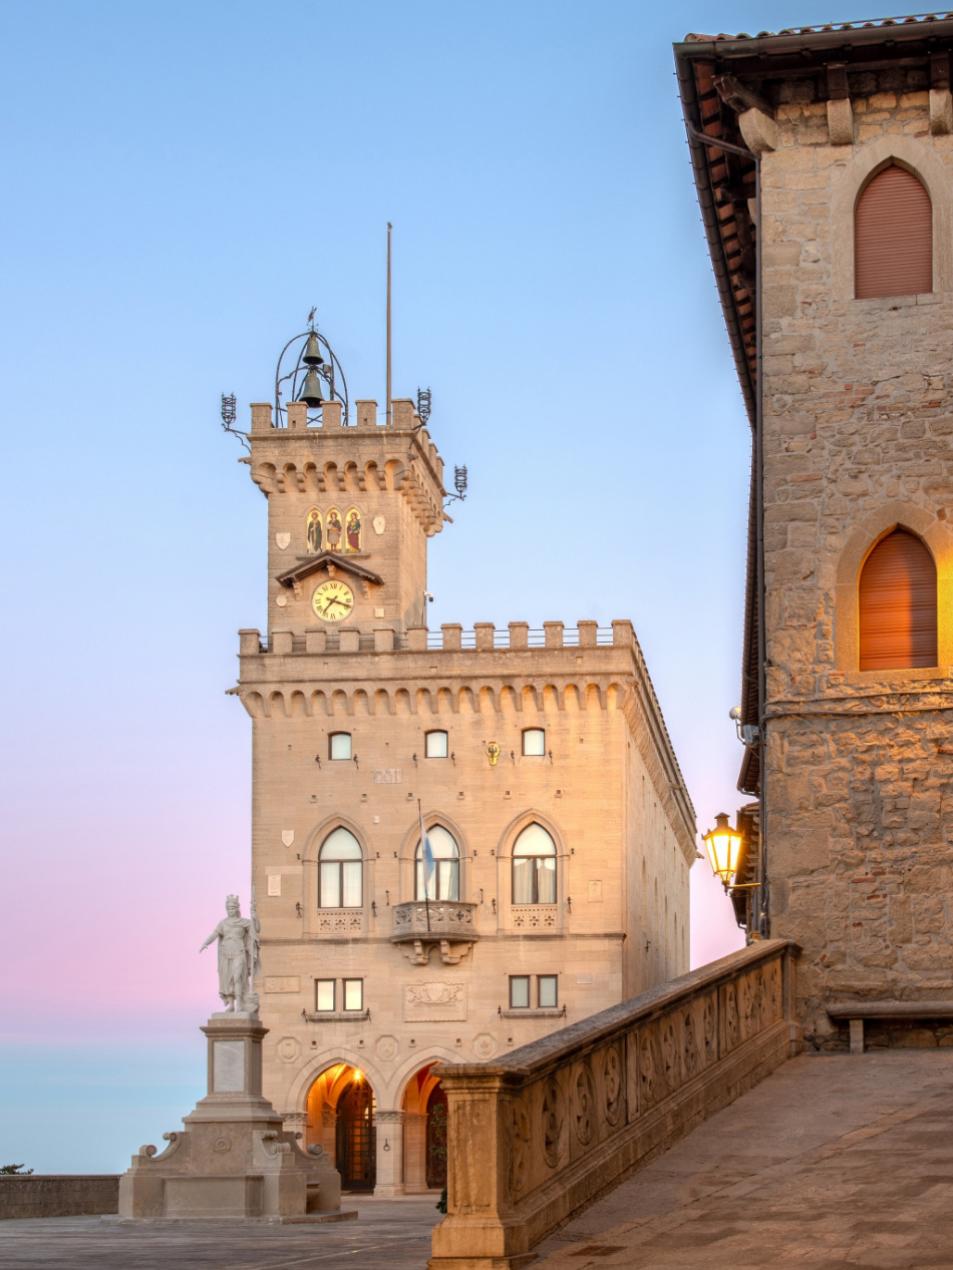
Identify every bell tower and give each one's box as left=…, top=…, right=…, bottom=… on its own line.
left=243, top=319, right=446, bottom=643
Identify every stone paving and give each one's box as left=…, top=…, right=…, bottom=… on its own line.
left=535, top=1051, right=953, bottom=1269
left=0, top=1194, right=440, bottom=1269
left=6, top=1054, right=953, bottom=1268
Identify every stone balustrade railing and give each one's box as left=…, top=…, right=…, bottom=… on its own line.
left=391, top=900, right=478, bottom=943
left=429, top=939, right=800, bottom=1270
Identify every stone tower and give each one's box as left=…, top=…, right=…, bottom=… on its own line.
left=676, top=17, right=953, bottom=1045
left=232, top=338, right=696, bottom=1192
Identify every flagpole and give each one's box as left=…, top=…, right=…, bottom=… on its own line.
left=386, top=222, right=393, bottom=427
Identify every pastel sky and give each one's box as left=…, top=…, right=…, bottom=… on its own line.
left=1, top=0, right=835, bottom=1172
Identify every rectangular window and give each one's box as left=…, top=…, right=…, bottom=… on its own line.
left=329, top=732, right=352, bottom=761
left=522, top=728, right=545, bottom=757
left=425, top=730, right=449, bottom=758
left=509, top=975, right=531, bottom=1009
left=315, top=979, right=335, bottom=1012
left=538, top=975, right=558, bottom=1009
left=343, top=978, right=363, bottom=1011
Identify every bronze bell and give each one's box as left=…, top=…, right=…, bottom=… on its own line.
left=302, top=331, right=324, bottom=366
left=297, top=367, right=325, bottom=407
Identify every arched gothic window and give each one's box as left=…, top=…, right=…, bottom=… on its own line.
left=318, top=827, right=363, bottom=908
left=512, top=823, right=557, bottom=905
left=859, top=528, right=937, bottom=670
left=855, top=164, right=932, bottom=299
left=415, top=826, right=460, bottom=901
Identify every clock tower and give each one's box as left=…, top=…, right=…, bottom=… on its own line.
left=245, top=371, right=446, bottom=647
left=232, top=318, right=695, bottom=1197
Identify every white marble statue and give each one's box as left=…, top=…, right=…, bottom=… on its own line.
left=199, top=894, right=261, bottom=1014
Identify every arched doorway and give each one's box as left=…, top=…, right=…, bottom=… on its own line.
left=425, top=1083, right=448, bottom=1190
left=401, top=1062, right=445, bottom=1192
left=305, top=1063, right=376, bottom=1192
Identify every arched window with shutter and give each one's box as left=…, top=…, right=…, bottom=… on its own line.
left=859, top=528, right=937, bottom=670
left=855, top=163, right=932, bottom=299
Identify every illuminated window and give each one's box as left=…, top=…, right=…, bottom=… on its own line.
left=859, top=529, right=937, bottom=670
left=522, top=727, right=545, bottom=756
left=415, top=826, right=460, bottom=901
left=855, top=163, right=932, bottom=299
left=315, top=979, right=335, bottom=1012
left=343, top=979, right=363, bottom=1011
left=512, top=823, right=557, bottom=905
left=425, top=730, right=449, bottom=758
left=329, top=732, right=352, bottom=761
left=318, top=827, right=363, bottom=908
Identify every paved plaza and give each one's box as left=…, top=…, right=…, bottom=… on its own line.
left=5, top=1053, right=953, bottom=1268
left=0, top=1195, right=441, bottom=1270
left=536, top=1051, right=953, bottom=1269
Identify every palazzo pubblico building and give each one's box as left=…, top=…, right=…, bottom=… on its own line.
left=230, top=336, right=696, bottom=1195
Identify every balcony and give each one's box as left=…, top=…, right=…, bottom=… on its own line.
left=390, top=900, right=479, bottom=966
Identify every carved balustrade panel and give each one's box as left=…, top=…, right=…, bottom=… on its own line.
left=433, top=940, right=799, bottom=1270
left=504, top=1095, right=533, bottom=1204
left=316, top=908, right=364, bottom=935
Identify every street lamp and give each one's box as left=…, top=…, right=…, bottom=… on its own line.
left=702, top=812, right=744, bottom=889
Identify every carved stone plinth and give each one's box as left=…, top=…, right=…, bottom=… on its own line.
left=119, top=1014, right=356, bottom=1224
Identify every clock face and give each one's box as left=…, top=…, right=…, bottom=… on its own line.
left=312, top=579, right=355, bottom=623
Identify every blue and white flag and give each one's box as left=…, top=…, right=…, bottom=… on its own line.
left=419, top=802, right=436, bottom=898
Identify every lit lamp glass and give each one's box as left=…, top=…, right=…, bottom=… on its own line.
left=703, top=812, right=743, bottom=888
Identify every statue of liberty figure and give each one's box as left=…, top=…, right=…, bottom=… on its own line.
left=199, top=895, right=261, bottom=1014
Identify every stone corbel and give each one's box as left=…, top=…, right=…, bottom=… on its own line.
left=713, top=74, right=778, bottom=155
left=931, top=51, right=953, bottom=136
left=401, top=939, right=430, bottom=965
left=826, top=65, right=853, bottom=146
left=291, top=579, right=302, bottom=600
left=738, top=107, right=778, bottom=155
left=439, top=940, right=472, bottom=966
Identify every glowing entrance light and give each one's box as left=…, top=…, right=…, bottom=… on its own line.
left=702, top=812, right=744, bottom=889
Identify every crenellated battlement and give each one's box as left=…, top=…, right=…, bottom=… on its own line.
left=248, top=398, right=442, bottom=473
left=233, top=617, right=694, bottom=848
left=242, top=620, right=627, bottom=656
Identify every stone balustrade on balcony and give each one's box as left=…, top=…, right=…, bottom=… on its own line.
left=390, top=900, right=479, bottom=944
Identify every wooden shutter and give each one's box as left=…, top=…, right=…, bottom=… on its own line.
left=859, top=529, right=937, bottom=670
left=855, top=164, right=932, bottom=299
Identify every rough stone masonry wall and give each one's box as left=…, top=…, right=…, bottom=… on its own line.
left=760, top=73, right=953, bottom=1047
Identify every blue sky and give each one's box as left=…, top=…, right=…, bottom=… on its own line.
left=1, top=0, right=838, bottom=1172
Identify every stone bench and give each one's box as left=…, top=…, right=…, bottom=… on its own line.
left=827, top=1001, right=953, bottom=1054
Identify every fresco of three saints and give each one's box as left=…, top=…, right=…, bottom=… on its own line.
left=305, top=507, right=362, bottom=555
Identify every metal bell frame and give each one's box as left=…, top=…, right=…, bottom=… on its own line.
left=273, top=313, right=350, bottom=427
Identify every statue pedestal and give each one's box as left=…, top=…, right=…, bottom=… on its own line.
left=119, top=1014, right=355, bottom=1223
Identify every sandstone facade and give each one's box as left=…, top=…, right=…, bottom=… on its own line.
left=234, top=393, right=695, bottom=1191
left=677, top=25, right=953, bottom=1048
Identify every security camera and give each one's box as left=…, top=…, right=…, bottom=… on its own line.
left=424, top=592, right=435, bottom=603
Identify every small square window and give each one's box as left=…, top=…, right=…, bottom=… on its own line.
left=522, top=728, right=545, bottom=757
left=329, top=732, right=352, bottom=761
left=425, top=730, right=449, bottom=758
left=509, top=975, right=530, bottom=1009
left=315, top=979, right=335, bottom=1012
left=343, top=978, right=363, bottom=1011
left=538, top=975, right=558, bottom=1009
